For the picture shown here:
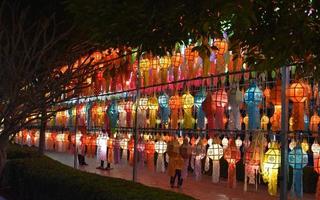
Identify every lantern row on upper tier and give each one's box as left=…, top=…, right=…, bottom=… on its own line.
left=15, top=129, right=319, bottom=197
left=52, top=80, right=320, bottom=134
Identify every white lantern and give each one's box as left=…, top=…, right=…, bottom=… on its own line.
left=235, top=136, right=243, bottom=149
left=207, top=139, right=224, bottom=183
left=155, top=140, right=167, bottom=172
left=222, top=136, right=229, bottom=149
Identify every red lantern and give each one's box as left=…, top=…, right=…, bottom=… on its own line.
left=212, top=89, right=228, bottom=129
left=214, top=39, right=228, bottom=56
left=287, top=81, right=309, bottom=130
left=202, top=92, right=216, bottom=137
left=150, top=57, right=160, bottom=85
left=171, top=53, right=183, bottom=81
left=224, top=138, right=241, bottom=188
left=169, top=94, right=182, bottom=129
left=145, top=139, right=155, bottom=171
left=310, top=112, right=320, bottom=133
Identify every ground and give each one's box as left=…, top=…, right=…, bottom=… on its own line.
left=46, top=152, right=315, bottom=200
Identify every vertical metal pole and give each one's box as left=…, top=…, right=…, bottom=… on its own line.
left=133, top=50, right=141, bottom=182
left=74, top=99, right=79, bottom=169
left=280, top=66, right=289, bottom=199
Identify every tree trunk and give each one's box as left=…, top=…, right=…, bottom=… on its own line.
left=0, top=137, right=8, bottom=178
left=38, top=108, right=47, bottom=155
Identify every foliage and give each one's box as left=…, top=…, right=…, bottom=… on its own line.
left=3, top=148, right=194, bottom=200
left=6, top=144, right=40, bottom=160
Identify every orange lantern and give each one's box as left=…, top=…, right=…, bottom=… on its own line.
left=261, top=114, right=269, bottom=131
left=287, top=82, right=309, bottom=130
left=140, top=58, right=151, bottom=86
left=184, top=45, right=196, bottom=78
left=171, top=53, right=183, bottom=81
left=224, top=138, right=241, bottom=188
left=159, top=56, right=171, bottom=83
left=145, top=139, right=155, bottom=171
left=150, top=57, right=160, bottom=85
left=264, top=87, right=271, bottom=106
left=169, top=94, right=182, bottom=129
left=202, top=92, right=216, bottom=137
left=269, top=80, right=282, bottom=131
left=310, top=112, right=320, bottom=133
left=214, top=39, right=228, bottom=56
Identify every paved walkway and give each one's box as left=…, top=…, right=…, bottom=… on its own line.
left=46, top=152, right=314, bottom=200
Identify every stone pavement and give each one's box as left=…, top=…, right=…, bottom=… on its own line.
left=46, top=152, right=315, bottom=200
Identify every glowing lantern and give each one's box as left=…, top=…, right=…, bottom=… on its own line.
left=120, top=137, right=128, bottom=162
left=214, top=38, right=228, bottom=74
left=202, top=92, right=216, bottom=136
left=289, top=138, right=297, bottom=150
left=287, top=82, right=309, bottom=130
left=194, top=89, right=206, bottom=129
left=118, top=101, right=127, bottom=128
left=235, top=136, right=243, bottom=149
left=222, top=136, right=229, bottom=149
left=212, top=89, right=228, bottom=129
left=224, top=138, right=241, bottom=188
left=124, top=101, right=133, bottom=127
left=169, top=94, right=182, bottom=129
left=244, top=140, right=261, bottom=191
left=182, top=91, right=195, bottom=129
left=137, top=97, right=148, bottom=128
left=288, top=145, right=308, bottom=198
left=262, top=142, right=281, bottom=196
left=155, top=140, right=167, bottom=172
left=171, top=53, right=183, bottom=81
left=301, top=138, right=309, bottom=152
left=158, top=93, right=170, bottom=124
left=310, top=112, right=320, bottom=133
left=148, top=95, right=159, bottom=128
left=264, top=87, right=271, bottom=105
left=140, top=58, right=151, bottom=86
left=312, top=140, right=320, bottom=199
left=145, top=139, right=155, bottom=171
left=214, top=38, right=228, bottom=56
left=228, top=85, right=243, bottom=130
left=185, top=45, right=196, bottom=79
left=261, top=115, right=269, bottom=131
left=107, top=101, right=119, bottom=132
left=150, top=57, right=160, bottom=85
left=159, top=56, right=171, bottom=83
left=128, top=137, right=134, bottom=165
left=244, top=83, right=263, bottom=130
left=206, top=138, right=224, bottom=183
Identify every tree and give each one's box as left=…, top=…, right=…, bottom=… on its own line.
left=0, top=1, right=97, bottom=174
left=66, top=0, right=320, bottom=78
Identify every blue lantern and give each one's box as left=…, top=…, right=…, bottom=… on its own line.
left=158, top=93, right=170, bottom=124
left=194, top=88, right=206, bottom=129
left=244, top=83, right=263, bottom=130
left=288, top=145, right=308, bottom=199
left=107, top=100, right=119, bottom=132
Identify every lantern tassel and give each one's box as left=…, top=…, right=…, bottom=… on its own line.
left=292, top=102, right=305, bottom=131
left=212, top=160, right=220, bottom=183
left=247, top=103, right=261, bottom=130
left=292, top=169, right=303, bottom=199
left=156, top=153, right=165, bottom=173
left=228, top=163, right=236, bottom=188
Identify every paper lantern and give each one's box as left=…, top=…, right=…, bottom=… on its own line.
left=244, top=144, right=261, bottom=191
left=182, top=92, right=194, bottom=129
left=140, top=58, right=151, bottom=86
left=301, top=138, right=309, bottom=152
left=235, top=136, right=243, bottom=149
left=137, top=97, right=149, bottom=128
left=128, top=137, right=134, bottom=165
left=117, top=101, right=127, bottom=128
left=222, top=136, right=229, bottom=149
left=148, top=95, right=159, bottom=128
left=139, top=97, right=149, bottom=110
left=212, top=89, right=228, bottom=129
left=194, top=89, right=206, bottom=129
left=171, top=53, right=183, bottom=81
left=310, top=112, right=320, bottom=132
left=124, top=101, right=134, bottom=127
left=228, top=85, right=243, bottom=130
left=169, top=94, right=181, bottom=129
left=158, top=93, right=170, bottom=124
left=289, top=138, right=297, bottom=150
left=287, top=82, right=309, bottom=130
left=214, top=38, right=228, bottom=56
left=150, top=57, right=160, bottom=85
left=262, top=142, right=281, bottom=196
left=224, top=138, right=241, bottom=188
left=137, top=138, right=145, bottom=152
left=261, top=115, right=269, bottom=131
left=184, top=45, right=196, bottom=78
left=244, top=83, right=263, bottom=130
left=288, top=145, right=308, bottom=198
left=159, top=56, right=171, bottom=83
left=145, top=139, right=155, bottom=171
left=155, top=140, right=167, bottom=172
left=107, top=101, right=119, bottom=132
left=206, top=138, right=224, bottom=183
left=202, top=92, right=216, bottom=136
left=264, top=87, right=271, bottom=105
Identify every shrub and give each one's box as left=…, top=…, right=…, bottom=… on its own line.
left=6, top=144, right=40, bottom=159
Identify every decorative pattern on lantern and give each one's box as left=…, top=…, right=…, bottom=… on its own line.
left=182, top=91, right=194, bottom=129
left=158, top=93, right=170, bottom=125
left=124, top=101, right=133, bottom=127
left=287, top=82, right=309, bottom=131
left=269, top=80, right=282, bottom=131
left=228, top=84, right=243, bottom=130
left=171, top=53, right=183, bottom=81
left=92, top=103, right=105, bottom=127
left=202, top=92, right=216, bottom=136
left=148, top=95, right=159, bottom=128
left=140, top=58, right=151, bottom=86
left=206, top=138, right=224, bottom=183
left=194, top=89, right=206, bottom=129
left=212, top=89, right=228, bottom=129
left=244, top=140, right=261, bottom=192
left=159, top=56, right=171, bottom=83
left=214, top=38, right=228, bottom=74
left=137, top=97, right=148, bottom=128
left=288, top=144, right=308, bottom=198
left=262, top=141, right=281, bottom=196
left=224, top=138, right=241, bottom=188
left=244, top=83, right=263, bottom=130
left=261, top=115, right=269, bottom=131
left=310, top=112, right=320, bottom=133
left=169, top=94, right=182, bottom=129
left=155, top=140, right=167, bottom=172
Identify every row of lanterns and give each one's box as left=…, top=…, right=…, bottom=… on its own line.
left=15, top=129, right=320, bottom=198
left=52, top=80, right=320, bottom=135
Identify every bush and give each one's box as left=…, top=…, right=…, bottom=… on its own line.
left=6, top=144, right=40, bottom=159
left=3, top=154, right=194, bottom=200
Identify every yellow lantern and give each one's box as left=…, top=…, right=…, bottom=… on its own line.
left=150, top=57, right=160, bottom=85
left=261, top=114, right=269, bottom=130
left=301, top=138, right=309, bottom=152
left=262, top=142, right=281, bottom=196
left=148, top=95, right=159, bottom=128
left=159, top=56, right=171, bottom=83
left=140, top=58, right=151, bottom=86
left=182, top=91, right=194, bottom=129
left=243, top=115, right=249, bottom=130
